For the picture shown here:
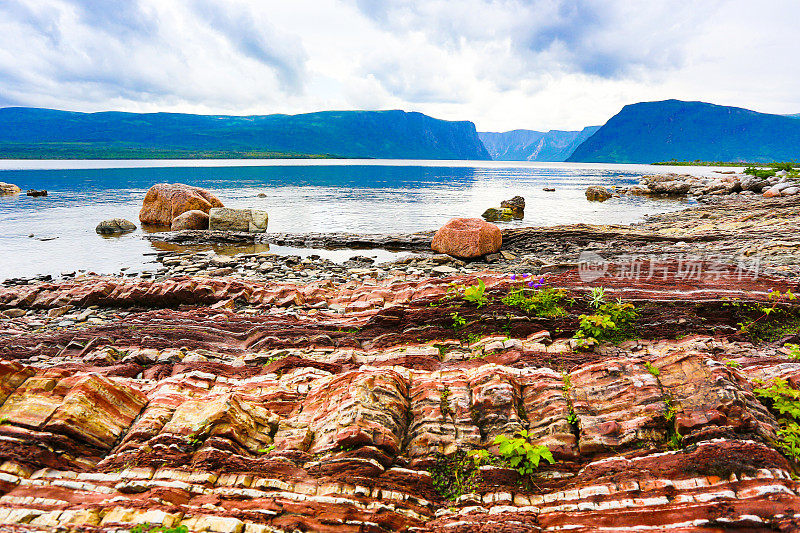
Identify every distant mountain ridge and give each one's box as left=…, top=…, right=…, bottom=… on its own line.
left=0, top=107, right=490, bottom=160
left=567, top=100, right=800, bottom=163
left=479, top=127, right=599, bottom=161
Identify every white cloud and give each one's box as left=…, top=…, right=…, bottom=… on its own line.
left=0, top=0, right=798, bottom=131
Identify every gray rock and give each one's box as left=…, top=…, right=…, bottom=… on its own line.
left=585, top=186, right=612, bottom=201
left=208, top=208, right=268, bottom=233
left=96, top=219, right=137, bottom=235
left=739, top=176, right=770, bottom=192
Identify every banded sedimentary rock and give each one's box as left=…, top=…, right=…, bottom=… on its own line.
left=0, top=268, right=799, bottom=531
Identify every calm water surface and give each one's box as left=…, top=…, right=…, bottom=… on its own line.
left=0, top=159, right=728, bottom=280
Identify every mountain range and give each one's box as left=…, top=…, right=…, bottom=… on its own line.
left=479, top=127, right=599, bottom=161
left=1, top=100, right=799, bottom=163
left=566, top=100, right=800, bottom=163
left=0, top=108, right=490, bottom=160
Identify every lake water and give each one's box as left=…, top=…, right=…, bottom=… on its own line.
left=0, top=159, right=728, bottom=281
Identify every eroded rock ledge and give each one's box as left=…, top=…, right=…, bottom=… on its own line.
left=0, top=258, right=799, bottom=532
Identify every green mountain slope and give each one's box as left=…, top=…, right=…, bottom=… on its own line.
left=567, top=100, right=800, bottom=164
left=0, top=108, right=490, bottom=160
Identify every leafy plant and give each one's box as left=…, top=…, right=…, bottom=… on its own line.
left=786, top=343, right=800, bottom=360
left=574, top=290, right=638, bottom=343
left=723, top=359, right=742, bottom=368
left=463, top=279, right=489, bottom=308
left=257, top=444, right=276, bottom=454
left=450, top=312, right=466, bottom=330
left=440, top=387, right=453, bottom=418
left=744, top=166, right=777, bottom=179
left=645, top=362, right=660, bottom=377
left=754, top=378, right=800, bottom=462
left=428, top=450, right=491, bottom=500
left=501, top=287, right=566, bottom=318
left=589, top=287, right=606, bottom=308
left=131, top=525, right=189, bottom=533
left=494, top=430, right=555, bottom=476
left=733, top=289, right=800, bottom=341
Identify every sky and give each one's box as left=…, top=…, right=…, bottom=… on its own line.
left=0, top=0, right=798, bottom=132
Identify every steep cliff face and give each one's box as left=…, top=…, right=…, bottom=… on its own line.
left=0, top=107, right=491, bottom=160
left=568, top=99, right=800, bottom=163
left=479, top=127, right=599, bottom=161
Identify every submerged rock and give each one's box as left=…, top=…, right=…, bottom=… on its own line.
left=208, top=207, right=269, bottom=233
left=26, top=189, right=47, bottom=197
left=481, top=207, right=514, bottom=222
left=170, top=209, right=209, bottom=231
left=431, top=217, right=502, bottom=258
left=500, top=195, right=525, bottom=218
left=139, top=183, right=224, bottom=226
left=0, top=182, right=21, bottom=196
left=95, top=218, right=137, bottom=235
left=585, top=186, right=612, bottom=201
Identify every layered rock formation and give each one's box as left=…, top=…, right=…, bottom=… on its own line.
left=1, top=256, right=799, bottom=531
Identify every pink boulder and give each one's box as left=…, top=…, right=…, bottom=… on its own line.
left=171, top=210, right=210, bottom=231
left=139, top=183, right=224, bottom=226
left=431, top=218, right=502, bottom=259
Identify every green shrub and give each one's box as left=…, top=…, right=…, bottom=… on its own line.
left=501, top=287, right=566, bottom=318
left=450, top=312, right=466, bottom=330
left=754, top=378, right=800, bottom=462
left=574, top=290, right=638, bottom=343
left=494, top=430, right=554, bottom=476
left=744, top=166, right=777, bottom=179
left=429, top=450, right=491, bottom=500
left=463, top=279, right=489, bottom=308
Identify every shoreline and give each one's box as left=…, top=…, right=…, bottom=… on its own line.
left=1, top=180, right=800, bottom=531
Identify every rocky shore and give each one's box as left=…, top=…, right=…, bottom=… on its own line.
left=1, top=189, right=800, bottom=531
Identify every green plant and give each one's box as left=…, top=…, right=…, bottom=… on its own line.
left=664, top=398, right=683, bottom=450
left=257, top=444, right=276, bottom=454
left=734, top=290, right=799, bottom=341
left=744, top=166, right=777, bottom=179
left=723, top=359, right=742, bottom=368
left=440, top=387, right=453, bottom=418
left=428, top=450, right=491, bottom=500
left=754, top=378, right=800, bottom=462
left=494, top=430, right=555, bottom=476
left=450, top=312, right=466, bottom=330
left=589, top=287, right=606, bottom=308
left=463, top=279, right=489, bottom=308
left=501, top=287, right=566, bottom=318
left=130, top=525, right=189, bottom=533
left=574, top=291, right=638, bottom=343
left=645, top=362, right=660, bottom=377
left=786, top=343, right=800, bottom=360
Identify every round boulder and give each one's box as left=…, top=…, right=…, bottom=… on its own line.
left=171, top=210, right=210, bottom=230
left=139, top=183, right=224, bottom=226
left=0, top=182, right=21, bottom=196
left=96, top=218, right=137, bottom=235
left=431, top=218, right=502, bottom=259
left=585, top=186, right=612, bottom=201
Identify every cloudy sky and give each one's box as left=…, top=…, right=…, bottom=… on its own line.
left=0, top=0, right=798, bottom=131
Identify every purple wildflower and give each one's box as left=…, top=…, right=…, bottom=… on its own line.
left=533, top=277, right=545, bottom=289
left=510, top=274, right=516, bottom=280
left=527, top=279, right=535, bottom=288
left=522, top=273, right=530, bottom=278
